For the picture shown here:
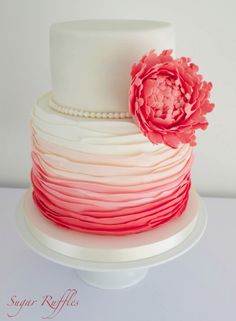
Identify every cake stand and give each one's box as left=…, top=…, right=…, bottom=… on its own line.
left=16, top=188, right=207, bottom=289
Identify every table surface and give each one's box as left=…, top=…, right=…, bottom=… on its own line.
left=0, top=187, right=235, bottom=321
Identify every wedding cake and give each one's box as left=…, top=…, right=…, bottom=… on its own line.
left=30, top=20, right=214, bottom=236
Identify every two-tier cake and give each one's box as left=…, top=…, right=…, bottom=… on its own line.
left=30, top=20, right=214, bottom=236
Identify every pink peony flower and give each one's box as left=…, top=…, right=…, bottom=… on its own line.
left=129, top=49, right=215, bottom=148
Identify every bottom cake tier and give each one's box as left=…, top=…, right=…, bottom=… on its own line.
left=30, top=93, right=193, bottom=236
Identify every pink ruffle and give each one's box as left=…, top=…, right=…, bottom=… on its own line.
left=30, top=132, right=192, bottom=235
left=31, top=160, right=191, bottom=236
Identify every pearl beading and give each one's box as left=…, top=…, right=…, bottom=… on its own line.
left=49, top=94, right=132, bottom=119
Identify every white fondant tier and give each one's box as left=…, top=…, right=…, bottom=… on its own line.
left=50, top=19, right=175, bottom=113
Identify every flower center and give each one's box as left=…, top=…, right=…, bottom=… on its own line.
left=143, top=76, right=184, bottom=122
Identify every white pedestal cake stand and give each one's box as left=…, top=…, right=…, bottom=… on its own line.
left=16, top=188, right=207, bottom=289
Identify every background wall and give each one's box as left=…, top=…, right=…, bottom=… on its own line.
left=0, top=0, right=235, bottom=197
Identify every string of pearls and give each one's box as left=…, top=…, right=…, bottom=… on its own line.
left=49, top=94, right=132, bottom=119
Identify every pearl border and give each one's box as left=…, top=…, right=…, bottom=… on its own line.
left=48, top=94, right=132, bottom=119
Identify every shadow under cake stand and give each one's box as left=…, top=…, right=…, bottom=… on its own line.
left=16, top=188, right=207, bottom=289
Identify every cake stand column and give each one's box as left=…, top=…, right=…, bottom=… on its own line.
left=75, top=268, right=149, bottom=289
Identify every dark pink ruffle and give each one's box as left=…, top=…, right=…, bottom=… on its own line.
left=31, top=166, right=191, bottom=236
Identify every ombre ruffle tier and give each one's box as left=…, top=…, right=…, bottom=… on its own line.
left=30, top=95, right=193, bottom=236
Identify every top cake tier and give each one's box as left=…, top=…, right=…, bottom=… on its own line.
left=50, top=19, right=175, bottom=113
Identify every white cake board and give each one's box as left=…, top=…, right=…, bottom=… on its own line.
left=16, top=188, right=207, bottom=289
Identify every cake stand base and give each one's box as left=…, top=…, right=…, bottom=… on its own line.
left=16, top=189, right=207, bottom=289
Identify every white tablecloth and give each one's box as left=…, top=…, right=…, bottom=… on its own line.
left=0, top=187, right=235, bottom=321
